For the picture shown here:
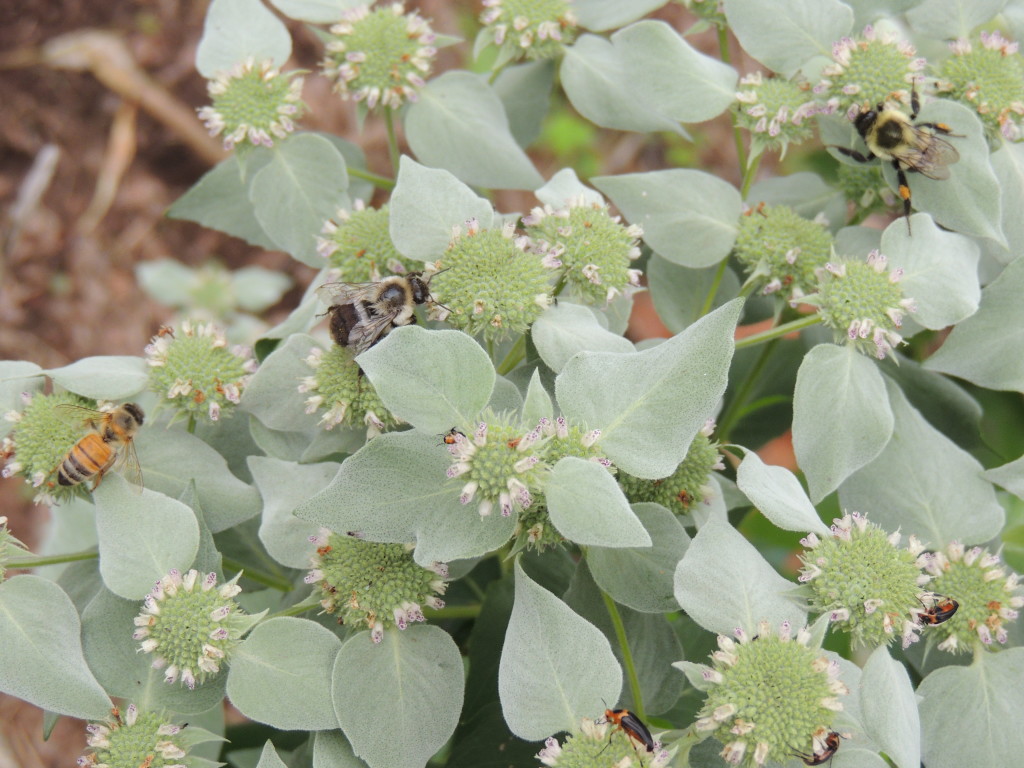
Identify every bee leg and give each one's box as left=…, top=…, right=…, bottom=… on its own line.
left=894, top=161, right=913, bottom=234
left=91, top=470, right=106, bottom=491
left=915, top=121, right=961, bottom=137
left=910, top=83, right=920, bottom=120
left=833, top=145, right=876, bottom=164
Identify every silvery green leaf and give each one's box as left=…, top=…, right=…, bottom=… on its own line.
left=924, top=255, right=1024, bottom=391
left=746, top=172, right=848, bottom=230
left=918, top=648, right=1024, bottom=768
left=880, top=214, right=980, bottom=330
left=791, top=344, right=894, bottom=503
left=492, top=60, right=555, bottom=149
left=250, top=134, right=350, bottom=266
left=674, top=515, right=807, bottom=635
left=228, top=618, right=342, bottom=730
left=647, top=255, right=741, bottom=334
left=846, top=0, right=924, bottom=28
left=166, top=155, right=277, bottom=250
left=498, top=561, right=621, bottom=740
left=613, top=21, right=738, bottom=124
left=294, top=431, right=514, bottom=565
left=531, top=301, right=634, bottom=373
left=735, top=448, right=831, bottom=533
left=358, top=326, right=495, bottom=434
left=46, top=356, right=148, bottom=400
left=405, top=72, right=543, bottom=191
left=389, top=157, right=495, bottom=261
left=317, top=134, right=374, bottom=204
left=333, top=626, right=463, bottom=768
left=834, top=224, right=883, bottom=257
left=556, top=299, right=741, bottom=478
left=521, top=369, right=553, bottom=427
left=488, top=375, right=523, bottom=414
left=990, top=137, right=1024, bottom=259
left=36, top=497, right=97, bottom=582
left=259, top=272, right=333, bottom=345
left=0, top=575, right=111, bottom=719
left=268, top=0, right=359, bottom=23
left=196, top=0, right=292, bottom=77
left=546, top=457, right=650, bottom=547
left=560, top=35, right=685, bottom=135
left=839, top=380, right=1003, bottom=546
left=722, top=0, right=853, bottom=77
left=587, top=502, right=689, bottom=613
left=593, top=170, right=741, bottom=268
left=136, top=426, right=261, bottom=533
left=859, top=646, right=920, bottom=768
left=250, top=456, right=339, bottom=568
left=572, top=0, right=669, bottom=30
left=984, top=454, right=1024, bottom=499
left=534, top=167, right=604, bottom=208
left=905, top=0, right=1006, bottom=38
left=0, top=361, right=43, bottom=414
left=240, top=333, right=320, bottom=431
left=94, top=477, right=200, bottom=600
left=314, top=731, right=365, bottom=768
left=255, top=741, right=288, bottom=768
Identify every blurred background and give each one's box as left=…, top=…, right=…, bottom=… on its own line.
left=0, top=1, right=765, bottom=764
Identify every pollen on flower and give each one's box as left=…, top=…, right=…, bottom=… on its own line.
left=321, top=3, right=437, bottom=110
left=197, top=57, right=305, bottom=150
left=315, top=202, right=422, bottom=280
left=479, top=0, right=578, bottom=62
left=307, top=529, right=447, bottom=643
left=79, top=705, right=193, bottom=768
left=134, top=569, right=250, bottom=689
left=299, top=345, right=401, bottom=436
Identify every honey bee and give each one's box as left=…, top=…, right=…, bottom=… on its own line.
left=55, top=403, right=144, bottom=492
left=316, top=271, right=444, bottom=354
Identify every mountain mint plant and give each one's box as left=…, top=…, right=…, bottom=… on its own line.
left=3, top=2, right=1023, bottom=768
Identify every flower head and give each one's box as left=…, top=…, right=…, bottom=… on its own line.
left=619, top=420, right=723, bottom=514
left=321, top=3, right=436, bottom=110
left=134, top=569, right=253, bottom=689
left=79, top=704, right=195, bottom=768
left=306, top=530, right=448, bottom=643
left=197, top=57, right=305, bottom=150
left=683, top=0, right=726, bottom=27
left=535, top=715, right=671, bottom=768
left=921, top=541, right=1023, bottom=652
left=936, top=31, right=1024, bottom=142
left=300, top=345, right=400, bottom=436
left=430, top=219, right=554, bottom=341
left=315, top=202, right=421, bottom=280
left=146, top=321, right=256, bottom=424
left=0, top=516, right=27, bottom=583
left=523, top=196, right=643, bottom=304
left=479, top=0, right=578, bottom=63
left=817, top=25, right=926, bottom=118
left=733, top=203, right=834, bottom=302
left=799, top=513, right=931, bottom=648
left=804, top=250, right=916, bottom=360
left=836, top=161, right=896, bottom=215
left=734, top=72, right=820, bottom=156
left=693, top=621, right=847, bottom=767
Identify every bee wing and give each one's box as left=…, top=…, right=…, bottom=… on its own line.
left=345, top=310, right=398, bottom=354
left=900, top=131, right=959, bottom=180
left=54, top=403, right=105, bottom=430
left=114, top=437, right=145, bottom=494
left=316, top=281, right=381, bottom=306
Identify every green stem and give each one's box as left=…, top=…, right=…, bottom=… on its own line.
left=600, top=588, right=645, bottom=720
left=699, top=258, right=730, bottom=318
left=733, top=314, right=822, bottom=351
left=423, top=604, right=482, bottom=620
left=384, top=108, right=400, bottom=175
left=7, top=549, right=98, bottom=569
left=347, top=166, right=395, bottom=191
left=496, top=335, right=527, bottom=375
left=487, top=60, right=510, bottom=85
left=221, top=557, right=293, bottom=592
left=718, top=27, right=748, bottom=175
left=717, top=338, right=779, bottom=442
left=266, top=595, right=322, bottom=620
left=187, top=413, right=196, bottom=434
left=740, top=153, right=762, bottom=199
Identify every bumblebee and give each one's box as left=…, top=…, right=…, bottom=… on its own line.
left=317, top=271, right=442, bottom=354
left=793, top=731, right=842, bottom=766
left=55, top=403, right=144, bottom=492
left=834, top=87, right=961, bottom=233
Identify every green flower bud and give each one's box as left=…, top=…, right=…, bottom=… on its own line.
left=306, top=530, right=448, bottom=643
left=799, top=513, right=931, bottom=649
left=299, top=345, right=400, bottom=436
left=735, top=72, right=820, bottom=156
left=479, top=0, right=578, bottom=63
left=315, top=202, right=422, bottom=280
left=79, top=704, right=193, bottom=768
left=682, top=0, right=726, bottom=27
left=835, top=162, right=895, bottom=214
left=536, top=716, right=671, bottom=768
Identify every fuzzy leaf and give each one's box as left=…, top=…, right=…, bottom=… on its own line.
left=674, top=515, right=807, bottom=635
left=313, top=731, right=365, bottom=768
left=984, top=454, right=1024, bottom=500
left=593, top=170, right=741, bottom=268
left=499, top=561, right=621, bottom=740
left=0, top=576, right=111, bottom=719
left=747, top=172, right=848, bottom=228
left=723, top=0, right=853, bottom=76
left=493, top=60, right=555, bottom=149
left=196, top=0, right=292, bottom=77
left=228, top=618, right=342, bottom=730
left=546, top=457, right=650, bottom=547
left=389, top=157, right=495, bottom=261
left=250, top=134, right=350, bottom=266
left=46, top=356, right=148, bottom=400
left=521, top=369, right=553, bottom=427
left=587, top=503, right=690, bottom=613
left=905, top=0, right=1007, bottom=38
left=358, top=326, right=495, bottom=434
left=240, top=333, right=321, bottom=432
left=918, top=648, right=1024, bottom=768
left=268, top=0, right=356, bottom=23
left=255, top=741, right=289, bottom=768
left=405, top=72, right=543, bottom=191
left=647, top=255, right=741, bottom=334
left=839, top=381, right=1003, bottom=546
left=0, top=361, right=44, bottom=414
left=990, top=140, right=1024, bottom=261
left=791, top=344, right=895, bottom=502
left=534, top=167, right=604, bottom=208
left=531, top=301, right=634, bottom=373
left=93, top=477, right=201, bottom=600
left=924, top=255, right=1024, bottom=391
left=735, top=449, right=831, bottom=534
left=556, top=299, right=741, bottom=478
left=333, top=626, right=463, bottom=768
left=572, top=0, right=669, bottom=30
left=860, top=646, right=920, bottom=768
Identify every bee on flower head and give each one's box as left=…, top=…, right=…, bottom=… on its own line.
left=54, top=403, right=144, bottom=492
